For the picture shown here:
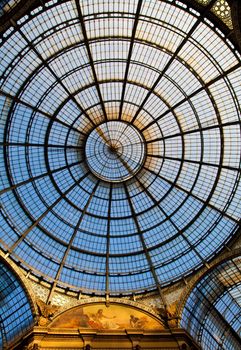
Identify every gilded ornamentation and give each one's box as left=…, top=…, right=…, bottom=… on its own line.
left=156, top=302, right=179, bottom=328
left=36, top=298, right=60, bottom=326
left=195, top=0, right=212, bottom=5
left=211, top=0, right=233, bottom=29
left=194, top=0, right=233, bottom=29
left=51, top=291, right=80, bottom=308
left=30, top=281, right=49, bottom=303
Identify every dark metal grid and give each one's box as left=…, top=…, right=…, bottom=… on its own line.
left=181, top=257, right=241, bottom=349
left=0, top=260, right=34, bottom=348
left=0, top=0, right=240, bottom=295
left=0, top=0, right=20, bottom=15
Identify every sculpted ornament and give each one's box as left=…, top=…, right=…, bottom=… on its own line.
left=156, top=302, right=179, bottom=328
left=36, top=298, right=60, bottom=326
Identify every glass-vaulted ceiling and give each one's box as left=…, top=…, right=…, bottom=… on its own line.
left=0, top=0, right=240, bottom=296
left=0, top=0, right=21, bottom=15
left=0, top=259, right=34, bottom=348
left=181, top=257, right=241, bottom=349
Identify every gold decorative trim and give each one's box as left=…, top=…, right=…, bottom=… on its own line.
left=50, top=297, right=162, bottom=321
left=194, top=0, right=233, bottom=29
left=211, top=0, right=233, bottom=29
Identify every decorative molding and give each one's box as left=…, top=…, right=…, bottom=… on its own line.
left=211, top=0, right=233, bottom=29
left=50, top=297, right=163, bottom=322
left=36, top=298, right=60, bottom=326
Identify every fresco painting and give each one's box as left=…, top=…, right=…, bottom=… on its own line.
left=50, top=303, right=163, bottom=330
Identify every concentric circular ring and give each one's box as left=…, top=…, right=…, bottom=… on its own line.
left=0, top=0, right=240, bottom=296
left=85, top=121, right=146, bottom=182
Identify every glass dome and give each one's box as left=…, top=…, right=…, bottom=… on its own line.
left=0, top=0, right=240, bottom=295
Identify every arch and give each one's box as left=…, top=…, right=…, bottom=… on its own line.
left=0, top=256, right=36, bottom=348
left=180, top=252, right=241, bottom=349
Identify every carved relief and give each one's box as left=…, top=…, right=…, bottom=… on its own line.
left=156, top=302, right=179, bottom=328
left=36, top=298, right=60, bottom=326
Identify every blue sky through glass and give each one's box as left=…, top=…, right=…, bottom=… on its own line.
left=0, top=0, right=240, bottom=295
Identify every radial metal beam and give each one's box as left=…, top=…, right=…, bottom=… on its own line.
left=122, top=159, right=208, bottom=267
left=145, top=120, right=241, bottom=144
left=75, top=0, right=108, bottom=123
left=123, top=182, right=167, bottom=307
left=123, top=184, right=183, bottom=346
left=131, top=166, right=226, bottom=254
left=10, top=18, right=96, bottom=128
left=142, top=165, right=239, bottom=224
left=105, top=183, right=113, bottom=297
left=0, top=90, right=86, bottom=137
left=3, top=52, right=237, bottom=142
left=47, top=179, right=100, bottom=304
left=130, top=0, right=222, bottom=125
left=196, top=285, right=241, bottom=347
left=117, top=143, right=229, bottom=269
left=0, top=142, right=84, bottom=149
left=146, top=153, right=240, bottom=172
left=118, top=0, right=143, bottom=120
left=0, top=160, right=83, bottom=196
left=140, top=63, right=241, bottom=133
left=5, top=171, right=90, bottom=256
